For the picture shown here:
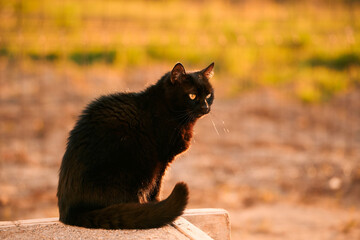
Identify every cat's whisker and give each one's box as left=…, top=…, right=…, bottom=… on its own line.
left=209, top=113, right=230, bottom=135
left=221, top=120, right=230, bottom=133
left=209, top=114, right=220, bottom=136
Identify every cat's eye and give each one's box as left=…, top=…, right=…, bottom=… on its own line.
left=206, top=93, right=212, bottom=99
left=189, top=93, right=196, bottom=100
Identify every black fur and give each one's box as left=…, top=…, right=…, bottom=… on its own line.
left=57, top=63, right=214, bottom=229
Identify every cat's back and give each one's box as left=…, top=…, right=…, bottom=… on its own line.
left=78, top=92, right=148, bottom=130
left=66, top=92, right=148, bottom=153
left=87, top=92, right=139, bottom=120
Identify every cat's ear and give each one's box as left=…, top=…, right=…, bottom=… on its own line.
left=201, top=62, right=214, bottom=80
left=171, top=63, right=186, bottom=84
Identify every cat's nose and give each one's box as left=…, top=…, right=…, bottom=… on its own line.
left=201, top=100, right=210, bottom=114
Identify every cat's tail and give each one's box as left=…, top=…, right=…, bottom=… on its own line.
left=64, top=182, right=189, bottom=229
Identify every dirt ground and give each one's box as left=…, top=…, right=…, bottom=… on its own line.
left=0, top=62, right=360, bottom=239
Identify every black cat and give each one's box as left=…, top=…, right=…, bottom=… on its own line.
left=57, top=62, right=215, bottom=229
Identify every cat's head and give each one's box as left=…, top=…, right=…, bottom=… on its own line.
left=165, top=62, right=214, bottom=120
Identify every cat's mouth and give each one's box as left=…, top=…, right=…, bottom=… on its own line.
left=200, top=106, right=211, bottom=115
left=194, top=108, right=210, bottom=119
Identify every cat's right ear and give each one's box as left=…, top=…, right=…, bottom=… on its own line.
left=171, top=63, right=186, bottom=84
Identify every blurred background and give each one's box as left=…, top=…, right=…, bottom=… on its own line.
left=0, top=0, right=359, bottom=239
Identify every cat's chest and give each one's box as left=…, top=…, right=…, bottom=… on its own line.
left=159, top=123, right=194, bottom=159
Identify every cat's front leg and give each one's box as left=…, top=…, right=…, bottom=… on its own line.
left=148, top=166, right=166, bottom=202
left=148, top=183, right=161, bottom=202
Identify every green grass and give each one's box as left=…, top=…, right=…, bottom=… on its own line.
left=306, top=52, right=360, bottom=70
left=69, top=49, right=116, bottom=65
left=0, top=0, right=359, bottom=102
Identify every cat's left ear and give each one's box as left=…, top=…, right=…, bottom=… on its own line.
left=201, top=62, right=214, bottom=80
left=171, top=63, right=186, bottom=84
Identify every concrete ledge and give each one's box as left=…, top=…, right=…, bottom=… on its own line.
left=183, top=208, right=231, bottom=240
left=0, top=208, right=230, bottom=240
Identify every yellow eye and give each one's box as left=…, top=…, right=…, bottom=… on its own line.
left=206, top=93, right=212, bottom=99
left=189, top=93, right=196, bottom=100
